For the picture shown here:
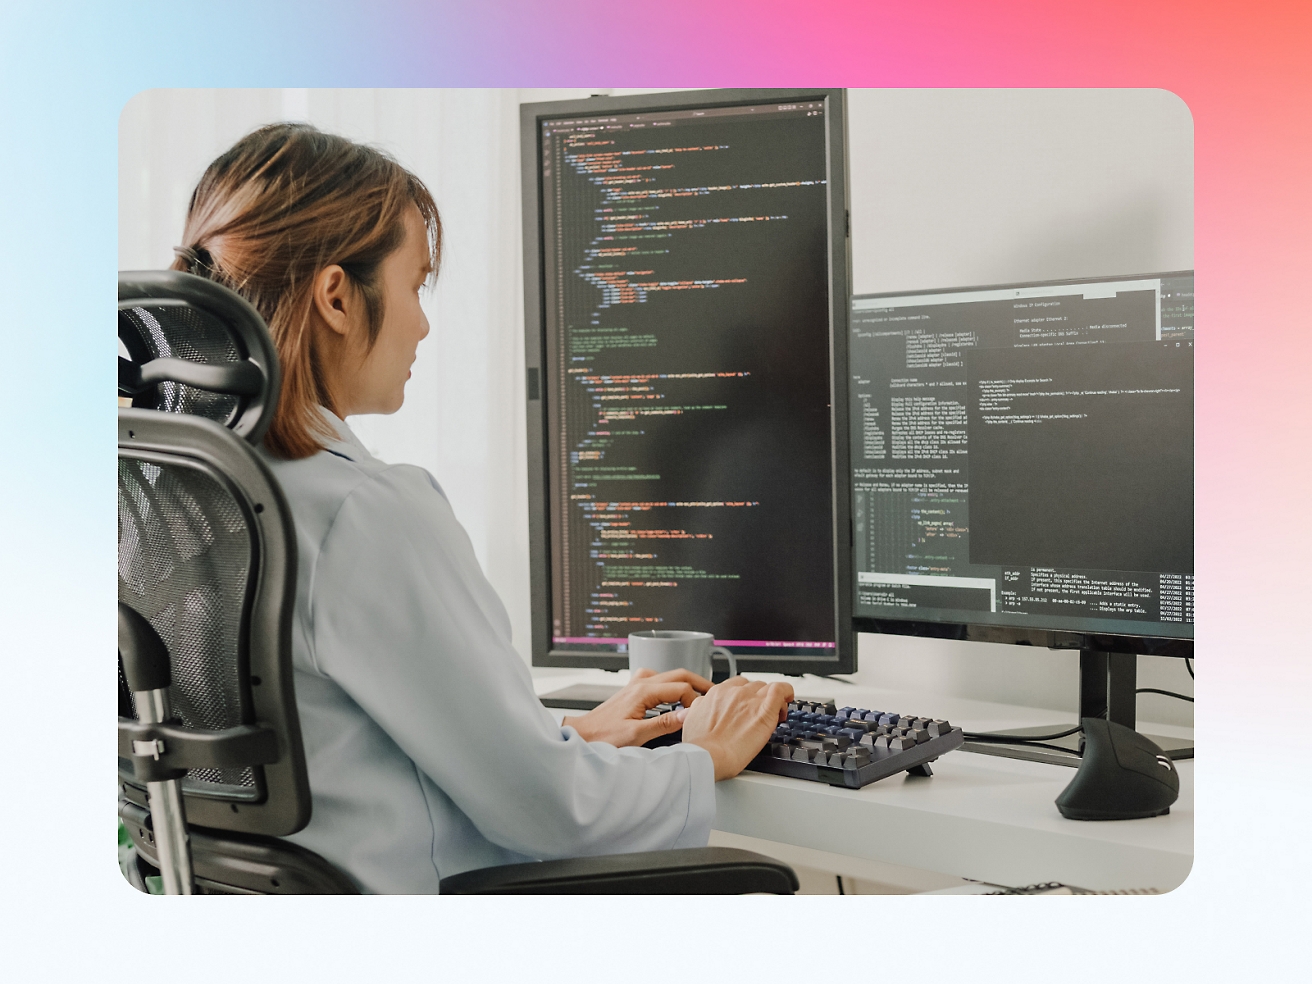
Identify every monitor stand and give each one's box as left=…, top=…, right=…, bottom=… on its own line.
left=961, top=650, right=1194, bottom=768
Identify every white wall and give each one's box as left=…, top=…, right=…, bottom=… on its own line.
left=848, top=88, right=1194, bottom=292
left=119, top=88, right=1194, bottom=723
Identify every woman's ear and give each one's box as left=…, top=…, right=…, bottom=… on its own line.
left=311, top=265, right=355, bottom=338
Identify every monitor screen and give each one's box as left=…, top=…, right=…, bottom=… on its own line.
left=522, top=89, right=853, bottom=673
left=850, top=273, right=1194, bottom=646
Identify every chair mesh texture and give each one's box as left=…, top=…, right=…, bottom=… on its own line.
left=121, top=305, right=242, bottom=425
left=118, top=455, right=256, bottom=794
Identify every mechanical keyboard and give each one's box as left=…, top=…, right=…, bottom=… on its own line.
left=646, top=697, right=964, bottom=789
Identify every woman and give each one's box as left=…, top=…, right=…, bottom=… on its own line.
left=172, top=123, right=793, bottom=893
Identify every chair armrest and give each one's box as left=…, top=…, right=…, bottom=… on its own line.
left=438, top=847, right=797, bottom=894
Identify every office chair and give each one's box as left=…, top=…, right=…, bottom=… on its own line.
left=117, top=270, right=796, bottom=895
left=117, top=269, right=350, bottom=893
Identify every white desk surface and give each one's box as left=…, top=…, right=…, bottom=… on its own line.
left=533, top=666, right=1193, bottom=893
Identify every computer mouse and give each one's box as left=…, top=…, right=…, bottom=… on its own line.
left=1055, top=718, right=1179, bottom=820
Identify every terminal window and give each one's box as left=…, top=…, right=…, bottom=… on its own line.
left=850, top=275, right=1194, bottom=636
left=539, top=100, right=838, bottom=657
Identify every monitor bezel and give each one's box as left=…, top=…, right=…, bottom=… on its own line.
left=850, top=270, right=1194, bottom=660
left=521, top=88, right=855, bottom=675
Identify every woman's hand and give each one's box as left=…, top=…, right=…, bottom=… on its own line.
left=562, top=668, right=712, bottom=747
left=680, top=677, right=795, bottom=781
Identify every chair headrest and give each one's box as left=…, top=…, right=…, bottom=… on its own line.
left=119, top=270, right=281, bottom=444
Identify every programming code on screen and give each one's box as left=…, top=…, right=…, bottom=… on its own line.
left=539, top=101, right=837, bottom=657
left=850, top=275, right=1194, bottom=638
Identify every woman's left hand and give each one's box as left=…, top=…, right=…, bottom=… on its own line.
left=561, top=668, right=712, bottom=747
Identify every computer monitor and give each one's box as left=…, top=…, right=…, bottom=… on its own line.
left=521, top=89, right=854, bottom=676
left=849, top=272, right=1193, bottom=753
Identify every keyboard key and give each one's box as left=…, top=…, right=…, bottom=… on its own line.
left=878, top=713, right=899, bottom=727
left=928, top=719, right=952, bottom=737
left=888, top=736, right=917, bottom=752
left=907, top=729, right=931, bottom=744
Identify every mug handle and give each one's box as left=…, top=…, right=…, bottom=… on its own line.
left=710, top=646, right=737, bottom=679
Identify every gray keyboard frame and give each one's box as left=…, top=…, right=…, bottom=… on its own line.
left=747, top=727, right=965, bottom=788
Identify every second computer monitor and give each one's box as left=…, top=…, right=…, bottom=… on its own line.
left=850, top=272, right=1194, bottom=652
left=521, top=89, right=854, bottom=674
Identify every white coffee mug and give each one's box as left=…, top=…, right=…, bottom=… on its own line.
left=627, top=630, right=737, bottom=680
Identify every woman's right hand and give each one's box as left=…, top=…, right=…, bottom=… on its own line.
left=680, top=677, right=794, bottom=781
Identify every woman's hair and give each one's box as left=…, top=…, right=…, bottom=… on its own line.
left=172, top=123, right=441, bottom=459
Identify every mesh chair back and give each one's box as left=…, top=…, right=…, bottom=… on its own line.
left=118, top=271, right=308, bottom=836
left=118, top=454, right=257, bottom=795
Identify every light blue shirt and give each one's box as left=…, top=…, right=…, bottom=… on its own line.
left=261, top=412, right=716, bottom=893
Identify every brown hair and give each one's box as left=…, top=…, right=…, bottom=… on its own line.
left=172, top=123, right=441, bottom=458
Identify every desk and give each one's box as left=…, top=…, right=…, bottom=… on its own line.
left=534, top=667, right=1193, bottom=893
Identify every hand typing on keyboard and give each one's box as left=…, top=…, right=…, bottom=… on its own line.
left=561, top=668, right=710, bottom=747
left=681, top=677, right=795, bottom=781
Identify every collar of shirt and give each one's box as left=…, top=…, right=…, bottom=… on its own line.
left=317, top=407, right=374, bottom=464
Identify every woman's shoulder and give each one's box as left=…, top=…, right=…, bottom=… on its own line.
left=261, top=445, right=447, bottom=541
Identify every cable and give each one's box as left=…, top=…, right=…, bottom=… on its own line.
left=963, top=724, right=1082, bottom=743
left=836, top=875, right=846, bottom=895
left=1185, top=658, right=1193, bottom=679
left=1136, top=687, right=1193, bottom=703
